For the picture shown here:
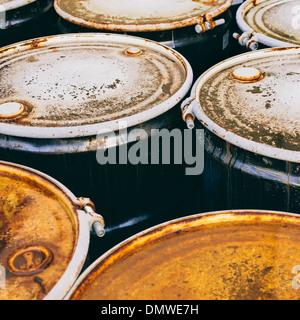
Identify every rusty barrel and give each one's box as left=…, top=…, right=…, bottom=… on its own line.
left=0, top=160, right=105, bottom=300
left=53, top=0, right=233, bottom=79
left=182, top=47, right=300, bottom=214
left=66, top=210, right=300, bottom=300
left=0, top=33, right=196, bottom=258
left=234, top=0, right=300, bottom=51
left=0, top=0, right=57, bottom=48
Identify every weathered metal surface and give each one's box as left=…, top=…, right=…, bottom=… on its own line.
left=0, top=33, right=191, bottom=139
left=55, top=8, right=233, bottom=81
left=236, top=0, right=300, bottom=47
left=0, top=161, right=78, bottom=299
left=67, top=210, right=300, bottom=300
left=0, top=32, right=192, bottom=256
left=0, top=161, right=105, bottom=300
left=8, top=245, right=54, bottom=276
left=182, top=46, right=300, bottom=214
left=0, top=0, right=38, bottom=11
left=54, top=0, right=232, bottom=32
left=191, top=47, right=300, bottom=162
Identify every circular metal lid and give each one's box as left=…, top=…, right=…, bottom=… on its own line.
left=192, top=47, right=300, bottom=162
left=237, top=0, right=300, bottom=47
left=0, top=0, right=38, bottom=11
left=66, top=210, right=300, bottom=300
left=0, top=161, right=81, bottom=300
left=0, top=33, right=192, bottom=139
left=0, top=102, right=25, bottom=119
left=54, top=0, right=232, bottom=32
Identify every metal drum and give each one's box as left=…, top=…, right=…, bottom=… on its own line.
left=181, top=47, right=300, bottom=213
left=66, top=210, right=300, bottom=300
left=0, top=33, right=194, bottom=259
left=227, top=0, right=248, bottom=55
left=54, top=0, right=233, bottom=79
left=234, top=0, right=300, bottom=51
left=0, top=0, right=57, bottom=47
left=0, top=160, right=105, bottom=300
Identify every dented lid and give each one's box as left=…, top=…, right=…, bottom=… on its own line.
left=237, top=0, right=300, bottom=47
left=0, top=161, right=82, bottom=300
left=0, top=33, right=192, bottom=139
left=54, top=0, right=232, bottom=32
left=0, top=0, right=38, bottom=11
left=192, top=47, right=300, bottom=162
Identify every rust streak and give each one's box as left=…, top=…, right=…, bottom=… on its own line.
left=20, top=38, right=48, bottom=49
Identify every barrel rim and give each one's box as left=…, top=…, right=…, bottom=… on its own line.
left=236, top=0, right=300, bottom=47
left=191, top=46, right=300, bottom=163
left=0, top=160, right=91, bottom=300
left=54, top=0, right=233, bottom=33
left=65, top=208, right=300, bottom=300
left=0, top=0, right=38, bottom=11
left=0, top=33, right=193, bottom=139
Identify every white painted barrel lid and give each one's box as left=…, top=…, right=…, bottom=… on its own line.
left=192, top=47, right=300, bottom=163
left=0, top=0, right=38, bottom=11
left=0, top=33, right=193, bottom=139
left=237, top=0, right=300, bottom=47
left=54, top=0, right=232, bottom=32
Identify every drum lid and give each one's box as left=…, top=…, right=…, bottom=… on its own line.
left=0, top=0, right=38, bottom=11
left=54, top=0, right=232, bottom=32
left=191, top=47, right=300, bottom=162
left=67, top=210, right=300, bottom=300
left=237, top=0, right=300, bottom=46
left=0, top=161, right=82, bottom=300
left=0, top=33, right=192, bottom=139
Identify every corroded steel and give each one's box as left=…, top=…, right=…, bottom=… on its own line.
left=54, top=0, right=232, bottom=32
left=67, top=210, right=300, bottom=300
left=0, top=161, right=105, bottom=300
left=0, top=161, right=79, bottom=300
left=192, top=47, right=300, bottom=161
left=237, top=0, right=300, bottom=46
left=0, top=33, right=191, bottom=139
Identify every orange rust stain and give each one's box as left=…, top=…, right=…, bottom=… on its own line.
left=69, top=211, right=300, bottom=300
left=0, top=46, right=17, bottom=55
left=0, top=162, right=78, bottom=300
left=272, top=47, right=296, bottom=52
left=20, top=38, right=48, bottom=49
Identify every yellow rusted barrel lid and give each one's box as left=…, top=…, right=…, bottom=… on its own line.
left=67, top=210, right=300, bottom=300
left=54, top=0, right=232, bottom=32
left=0, top=161, right=105, bottom=300
left=236, top=0, right=300, bottom=47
